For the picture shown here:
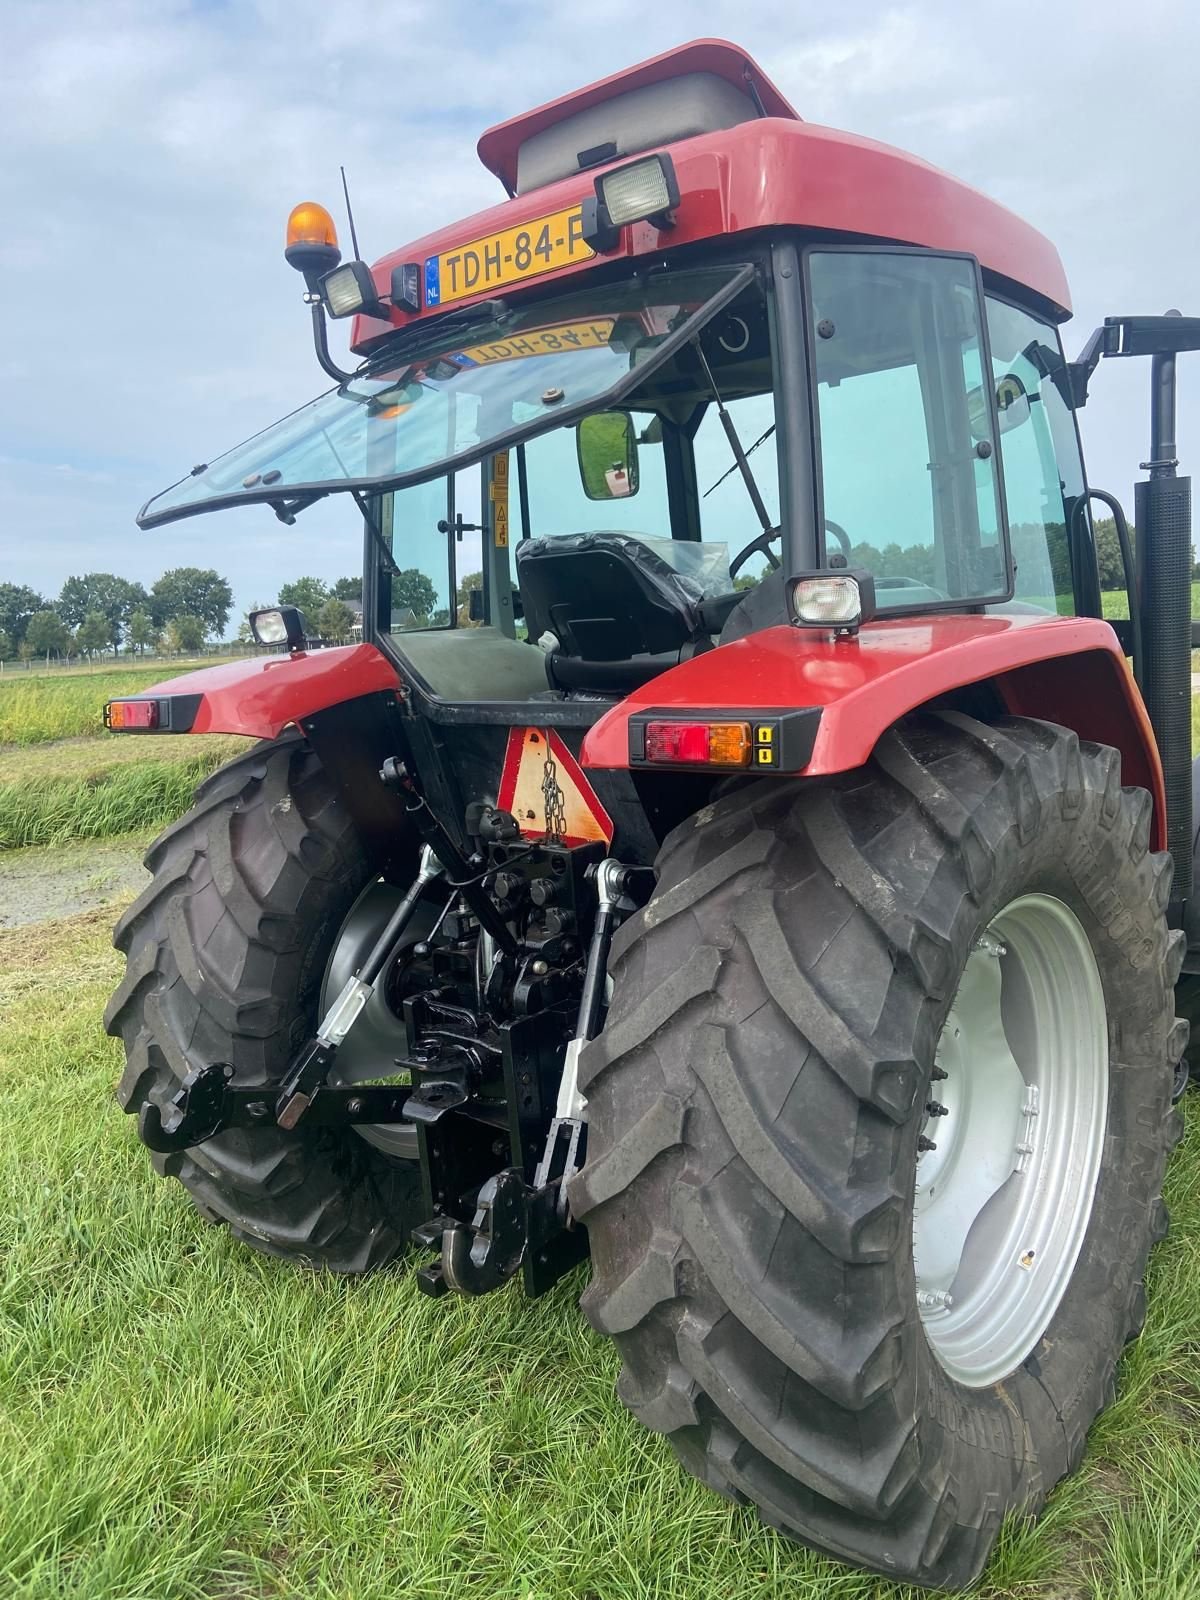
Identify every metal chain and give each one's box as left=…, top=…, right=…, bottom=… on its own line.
left=541, top=731, right=567, bottom=844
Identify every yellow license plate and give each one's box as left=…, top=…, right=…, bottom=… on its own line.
left=425, top=206, right=594, bottom=307
left=458, top=318, right=615, bottom=366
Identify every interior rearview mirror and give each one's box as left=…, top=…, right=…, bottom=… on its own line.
left=577, top=411, right=639, bottom=500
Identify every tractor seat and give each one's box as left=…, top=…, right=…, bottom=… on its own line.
left=516, top=531, right=714, bottom=694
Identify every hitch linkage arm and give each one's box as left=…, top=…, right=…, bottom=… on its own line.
left=533, top=858, right=645, bottom=1210
left=137, top=845, right=445, bottom=1155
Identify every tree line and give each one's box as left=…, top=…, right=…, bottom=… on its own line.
left=0, top=570, right=233, bottom=663
left=240, top=571, right=446, bottom=640
left=838, top=519, right=1194, bottom=603
left=10, top=523, right=1176, bottom=666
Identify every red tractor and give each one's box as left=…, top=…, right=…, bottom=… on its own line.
left=104, top=41, right=1199, bottom=1588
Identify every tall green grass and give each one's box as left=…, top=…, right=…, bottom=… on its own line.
left=0, top=754, right=231, bottom=849
left=0, top=666, right=197, bottom=746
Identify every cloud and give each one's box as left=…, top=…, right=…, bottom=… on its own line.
left=4, top=0, right=1198, bottom=619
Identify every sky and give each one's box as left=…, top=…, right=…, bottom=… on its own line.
left=2, top=0, right=1198, bottom=631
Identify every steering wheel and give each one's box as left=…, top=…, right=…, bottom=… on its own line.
left=728, top=519, right=852, bottom=582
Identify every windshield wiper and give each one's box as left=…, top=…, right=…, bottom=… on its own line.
left=702, top=422, right=776, bottom=499
left=690, top=337, right=774, bottom=535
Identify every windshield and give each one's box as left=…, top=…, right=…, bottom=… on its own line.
left=139, top=263, right=754, bottom=529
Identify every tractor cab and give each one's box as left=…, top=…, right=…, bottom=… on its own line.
left=139, top=38, right=1101, bottom=854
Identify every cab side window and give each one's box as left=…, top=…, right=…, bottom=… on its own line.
left=984, top=297, right=1085, bottom=615
left=809, top=251, right=1006, bottom=610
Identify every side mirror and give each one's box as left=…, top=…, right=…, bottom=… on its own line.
left=967, top=374, right=1032, bottom=440
left=577, top=411, right=639, bottom=501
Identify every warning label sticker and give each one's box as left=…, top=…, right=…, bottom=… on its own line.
left=497, top=727, right=613, bottom=847
left=491, top=451, right=510, bottom=548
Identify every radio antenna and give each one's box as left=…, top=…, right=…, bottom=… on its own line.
left=340, top=165, right=361, bottom=260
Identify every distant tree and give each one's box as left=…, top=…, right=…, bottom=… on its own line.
left=236, top=604, right=269, bottom=647
left=454, top=570, right=483, bottom=628
left=429, top=608, right=450, bottom=627
left=77, top=612, right=112, bottom=659
left=0, top=628, right=10, bottom=660
left=330, top=576, right=362, bottom=602
left=58, top=573, right=147, bottom=654
left=0, top=583, right=46, bottom=648
left=396, top=569, right=439, bottom=623
left=276, top=577, right=329, bottom=624
left=317, top=597, right=355, bottom=643
left=151, top=568, right=233, bottom=637
left=128, top=609, right=156, bottom=656
left=26, top=608, right=70, bottom=663
left=1093, top=518, right=1136, bottom=592
left=163, top=614, right=207, bottom=654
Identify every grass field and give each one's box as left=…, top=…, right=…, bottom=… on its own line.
left=0, top=735, right=249, bottom=850
left=0, top=666, right=203, bottom=746
left=0, top=909, right=1197, bottom=1599
left=0, top=666, right=251, bottom=849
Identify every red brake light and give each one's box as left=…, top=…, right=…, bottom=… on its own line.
left=643, top=720, right=751, bottom=766
left=106, top=699, right=159, bottom=731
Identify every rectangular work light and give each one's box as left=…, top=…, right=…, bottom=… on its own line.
left=321, top=259, right=385, bottom=319
left=249, top=605, right=307, bottom=650
left=582, top=153, right=680, bottom=252
left=789, top=571, right=877, bottom=633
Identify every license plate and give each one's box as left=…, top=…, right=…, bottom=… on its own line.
left=455, top=318, right=615, bottom=367
left=424, top=206, right=594, bottom=307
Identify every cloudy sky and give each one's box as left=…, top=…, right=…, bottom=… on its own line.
left=3, top=0, right=1197, bottom=628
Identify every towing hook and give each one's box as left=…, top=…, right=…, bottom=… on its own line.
left=439, top=1168, right=529, bottom=1295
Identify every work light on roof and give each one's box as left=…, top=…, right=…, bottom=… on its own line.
left=582, top=153, right=680, bottom=252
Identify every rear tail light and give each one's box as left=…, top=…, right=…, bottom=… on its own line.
left=643, top=719, right=751, bottom=766
left=105, top=699, right=159, bottom=731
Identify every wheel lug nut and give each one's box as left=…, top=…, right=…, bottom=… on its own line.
left=917, top=1135, right=938, bottom=1153
left=926, top=1101, right=949, bottom=1117
left=917, top=1289, right=954, bottom=1310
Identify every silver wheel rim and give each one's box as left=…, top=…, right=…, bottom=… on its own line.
left=913, top=894, right=1108, bottom=1388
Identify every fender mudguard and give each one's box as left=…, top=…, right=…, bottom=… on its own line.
left=113, top=643, right=401, bottom=740
left=581, top=613, right=1167, bottom=850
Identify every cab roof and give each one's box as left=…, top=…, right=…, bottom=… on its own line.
left=351, top=41, right=1070, bottom=351
left=476, top=38, right=799, bottom=195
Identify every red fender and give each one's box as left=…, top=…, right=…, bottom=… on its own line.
left=112, top=643, right=401, bottom=740
left=581, top=614, right=1167, bottom=850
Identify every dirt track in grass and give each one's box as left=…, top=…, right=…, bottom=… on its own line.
left=0, top=830, right=151, bottom=927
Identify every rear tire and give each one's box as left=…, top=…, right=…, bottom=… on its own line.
left=572, top=714, right=1184, bottom=1589
left=106, top=733, right=423, bottom=1274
